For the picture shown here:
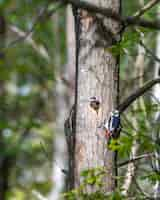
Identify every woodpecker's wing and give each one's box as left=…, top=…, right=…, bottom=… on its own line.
left=112, top=116, right=120, bottom=129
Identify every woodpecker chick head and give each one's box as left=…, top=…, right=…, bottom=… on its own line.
left=89, top=97, right=100, bottom=113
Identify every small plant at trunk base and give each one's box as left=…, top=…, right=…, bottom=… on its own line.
left=62, top=167, right=125, bottom=199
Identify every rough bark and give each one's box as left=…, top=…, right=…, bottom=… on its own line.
left=74, top=0, right=121, bottom=193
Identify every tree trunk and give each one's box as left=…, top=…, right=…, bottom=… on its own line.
left=122, top=42, right=145, bottom=196
left=49, top=6, right=76, bottom=198
left=153, top=18, right=160, bottom=199
left=74, top=0, right=121, bottom=193
left=0, top=14, right=10, bottom=200
left=49, top=12, right=67, bottom=200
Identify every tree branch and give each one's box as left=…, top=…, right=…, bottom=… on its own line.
left=9, top=25, right=50, bottom=61
left=123, top=17, right=160, bottom=30
left=56, top=0, right=160, bottom=30
left=118, top=153, right=154, bottom=167
left=6, top=3, right=62, bottom=56
left=140, top=41, right=160, bottom=63
left=58, top=0, right=121, bottom=21
left=119, top=78, right=160, bottom=113
left=7, top=3, right=49, bottom=47
left=133, top=0, right=160, bottom=18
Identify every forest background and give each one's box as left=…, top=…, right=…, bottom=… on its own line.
left=0, top=0, right=160, bottom=199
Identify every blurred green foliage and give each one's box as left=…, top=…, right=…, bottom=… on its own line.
left=0, top=0, right=160, bottom=199
left=0, top=0, right=66, bottom=199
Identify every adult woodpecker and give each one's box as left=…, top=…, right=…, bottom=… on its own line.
left=103, top=110, right=121, bottom=139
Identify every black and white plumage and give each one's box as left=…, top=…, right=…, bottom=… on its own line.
left=100, top=110, right=121, bottom=140
left=108, top=110, right=120, bottom=133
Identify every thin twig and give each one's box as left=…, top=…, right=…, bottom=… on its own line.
left=8, top=4, right=49, bottom=47
left=140, top=41, right=160, bottom=63
left=118, top=153, right=155, bottom=167
left=6, top=3, right=63, bottom=50
left=9, top=25, right=50, bottom=61
left=133, top=0, right=160, bottom=18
